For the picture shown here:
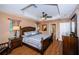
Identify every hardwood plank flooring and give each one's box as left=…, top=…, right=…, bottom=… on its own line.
left=9, top=40, right=62, bottom=55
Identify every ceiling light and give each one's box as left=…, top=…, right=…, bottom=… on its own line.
left=41, top=17, right=46, bottom=20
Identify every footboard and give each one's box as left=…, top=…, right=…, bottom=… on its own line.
left=41, top=33, right=53, bottom=54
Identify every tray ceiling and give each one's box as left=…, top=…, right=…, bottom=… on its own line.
left=0, top=4, right=78, bottom=21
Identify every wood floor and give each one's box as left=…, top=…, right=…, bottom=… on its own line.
left=9, top=40, right=62, bottom=55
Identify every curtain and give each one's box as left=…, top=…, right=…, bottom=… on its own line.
left=9, top=20, right=13, bottom=32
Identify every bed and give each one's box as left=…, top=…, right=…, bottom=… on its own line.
left=21, top=27, right=53, bottom=54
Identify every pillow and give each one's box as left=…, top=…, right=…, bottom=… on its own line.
left=31, top=31, right=37, bottom=35
left=31, top=31, right=40, bottom=35
left=24, top=32, right=32, bottom=36
left=24, top=31, right=39, bottom=37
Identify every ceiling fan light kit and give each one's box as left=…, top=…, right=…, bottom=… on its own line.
left=41, top=17, right=45, bottom=20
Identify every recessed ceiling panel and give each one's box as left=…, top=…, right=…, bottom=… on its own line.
left=23, top=4, right=59, bottom=19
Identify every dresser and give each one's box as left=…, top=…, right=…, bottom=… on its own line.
left=9, top=37, right=22, bottom=50
left=62, top=36, right=78, bottom=55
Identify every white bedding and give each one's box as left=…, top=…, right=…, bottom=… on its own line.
left=22, top=34, right=51, bottom=50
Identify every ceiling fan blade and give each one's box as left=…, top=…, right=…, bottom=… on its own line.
left=21, top=4, right=37, bottom=10
left=45, top=14, right=47, bottom=16
left=42, top=12, right=45, bottom=15
left=47, top=16, right=52, bottom=18
left=42, top=12, right=45, bottom=17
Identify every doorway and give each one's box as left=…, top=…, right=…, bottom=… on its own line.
left=51, top=24, right=56, bottom=40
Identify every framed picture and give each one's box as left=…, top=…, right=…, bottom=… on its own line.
left=42, top=24, right=47, bottom=31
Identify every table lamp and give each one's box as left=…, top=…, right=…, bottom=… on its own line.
left=13, top=26, right=20, bottom=38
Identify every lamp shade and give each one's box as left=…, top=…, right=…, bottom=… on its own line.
left=13, top=26, right=20, bottom=31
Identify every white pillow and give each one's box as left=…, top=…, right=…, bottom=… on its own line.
left=31, top=31, right=38, bottom=35
left=24, top=31, right=38, bottom=36
left=24, top=32, right=31, bottom=36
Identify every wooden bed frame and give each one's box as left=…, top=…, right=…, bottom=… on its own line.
left=21, top=27, right=53, bottom=54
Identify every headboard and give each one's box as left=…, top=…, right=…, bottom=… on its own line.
left=21, top=27, right=36, bottom=35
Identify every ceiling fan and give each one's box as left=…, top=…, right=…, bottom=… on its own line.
left=41, top=12, right=52, bottom=19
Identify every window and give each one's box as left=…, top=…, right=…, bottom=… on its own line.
left=59, top=22, right=75, bottom=40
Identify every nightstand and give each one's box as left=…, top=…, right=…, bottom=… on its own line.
left=9, top=37, right=22, bottom=50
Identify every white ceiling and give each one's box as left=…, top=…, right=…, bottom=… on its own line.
left=0, top=4, right=78, bottom=21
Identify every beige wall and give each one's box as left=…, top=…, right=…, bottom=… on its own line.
left=0, top=11, right=72, bottom=43
left=0, top=12, right=36, bottom=43
left=39, top=19, right=70, bottom=40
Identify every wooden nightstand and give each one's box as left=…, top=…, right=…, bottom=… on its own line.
left=9, top=37, right=22, bottom=50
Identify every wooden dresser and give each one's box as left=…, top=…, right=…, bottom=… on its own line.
left=62, top=36, right=78, bottom=55
left=9, top=38, right=22, bottom=50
